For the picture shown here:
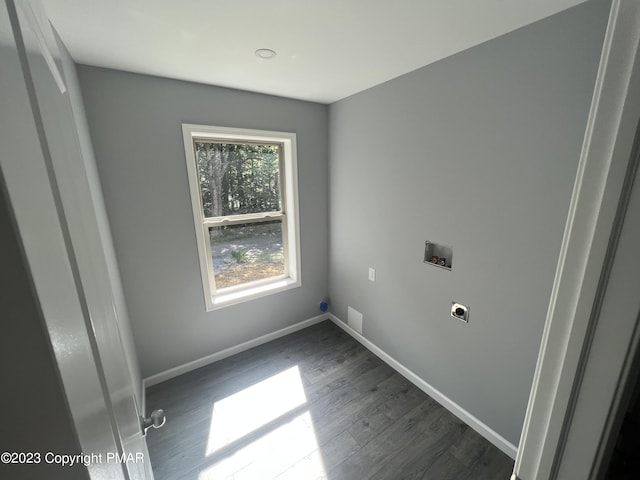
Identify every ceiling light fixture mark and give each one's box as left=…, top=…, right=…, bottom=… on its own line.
left=255, top=48, right=277, bottom=59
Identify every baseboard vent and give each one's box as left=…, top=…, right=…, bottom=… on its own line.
left=347, top=306, right=363, bottom=334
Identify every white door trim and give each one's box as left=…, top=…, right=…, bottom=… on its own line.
left=513, top=1, right=640, bottom=479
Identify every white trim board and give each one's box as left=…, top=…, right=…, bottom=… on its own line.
left=143, top=314, right=328, bottom=390
left=328, top=313, right=518, bottom=459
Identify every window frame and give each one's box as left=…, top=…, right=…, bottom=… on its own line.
left=182, top=124, right=301, bottom=310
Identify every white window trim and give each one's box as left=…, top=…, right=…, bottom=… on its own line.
left=182, top=124, right=301, bottom=311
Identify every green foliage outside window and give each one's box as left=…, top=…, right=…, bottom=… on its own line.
left=195, top=142, right=281, bottom=218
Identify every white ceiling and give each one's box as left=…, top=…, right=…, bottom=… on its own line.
left=43, top=0, right=590, bottom=104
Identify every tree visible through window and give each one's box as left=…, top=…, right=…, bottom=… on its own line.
left=183, top=125, right=300, bottom=309
left=196, top=141, right=285, bottom=288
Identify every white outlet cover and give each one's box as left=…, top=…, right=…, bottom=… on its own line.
left=347, top=306, right=363, bottom=334
left=368, top=267, right=376, bottom=282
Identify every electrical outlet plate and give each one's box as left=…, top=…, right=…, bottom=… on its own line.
left=368, top=267, right=376, bottom=282
left=451, top=302, right=469, bottom=323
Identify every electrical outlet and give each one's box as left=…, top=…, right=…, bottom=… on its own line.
left=368, top=267, right=376, bottom=282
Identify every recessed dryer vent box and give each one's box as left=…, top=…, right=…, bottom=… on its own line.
left=424, top=241, right=453, bottom=270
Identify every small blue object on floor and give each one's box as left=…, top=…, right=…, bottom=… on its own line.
left=319, top=297, right=329, bottom=313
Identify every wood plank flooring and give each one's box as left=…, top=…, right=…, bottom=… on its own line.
left=145, top=320, right=514, bottom=480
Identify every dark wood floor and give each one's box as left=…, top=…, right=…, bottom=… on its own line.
left=146, top=320, right=514, bottom=479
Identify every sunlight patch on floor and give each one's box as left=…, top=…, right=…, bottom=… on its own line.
left=273, top=448, right=328, bottom=480
left=199, top=365, right=327, bottom=478
left=199, top=411, right=326, bottom=479
left=206, top=365, right=307, bottom=456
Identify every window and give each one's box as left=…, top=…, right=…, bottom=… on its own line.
left=182, top=125, right=301, bottom=310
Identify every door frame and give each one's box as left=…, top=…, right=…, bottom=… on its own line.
left=3, top=0, right=152, bottom=478
left=513, top=1, right=640, bottom=478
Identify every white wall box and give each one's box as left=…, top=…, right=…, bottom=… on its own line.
left=424, top=241, right=453, bottom=270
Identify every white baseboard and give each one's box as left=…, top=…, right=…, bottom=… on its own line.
left=328, top=313, right=518, bottom=459
left=142, top=314, right=328, bottom=390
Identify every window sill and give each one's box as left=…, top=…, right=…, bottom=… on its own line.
left=207, top=277, right=301, bottom=311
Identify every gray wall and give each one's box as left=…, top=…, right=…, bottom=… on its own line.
left=328, top=0, right=610, bottom=445
left=78, top=68, right=329, bottom=377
